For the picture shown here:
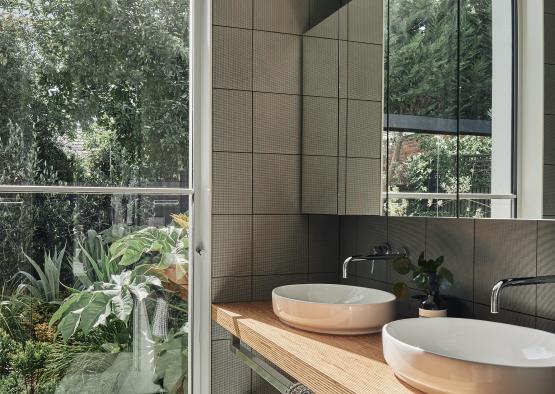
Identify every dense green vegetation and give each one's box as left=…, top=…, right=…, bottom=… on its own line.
left=0, top=222, right=189, bottom=393
left=0, top=0, right=189, bottom=392
left=0, top=0, right=188, bottom=272
left=0, top=0, right=189, bottom=185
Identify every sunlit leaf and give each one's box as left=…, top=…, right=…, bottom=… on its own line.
left=112, top=288, right=133, bottom=322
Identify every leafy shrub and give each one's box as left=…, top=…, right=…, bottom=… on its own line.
left=33, top=324, right=55, bottom=343
left=0, top=372, right=25, bottom=393
left=0, top=287, right=34, bottom=341
left=39, top=341, right=108, bottom=388
left=10, top=341, right=52, bottom=394
left=0, top=329, right=22, bottom=376
left=35, top=381, right=57, bottom=394
left=153, top=329, right=187, bottom=393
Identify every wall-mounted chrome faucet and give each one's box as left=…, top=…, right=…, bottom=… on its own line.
left=342, top=243, right=408, bottom=279
left=491, top=275, right=555, bottom=313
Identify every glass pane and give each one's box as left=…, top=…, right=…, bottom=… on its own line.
left=386, top=0, right=459, bottom=216
left=386, top=131, right=458, bottom=217
left=459, top=0, right=513, bottom=218
left=387, top=197, right=458, bottom=218
left=459, top=198, right=513, bottom=218
left=0, top=1, right=189, bottom=188
left=0, top=193, right=189, bottom=393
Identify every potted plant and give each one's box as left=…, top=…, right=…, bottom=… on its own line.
left=391, top=252, right=454, bottom=317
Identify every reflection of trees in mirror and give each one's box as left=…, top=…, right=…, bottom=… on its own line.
left=0, top=219, right=189, bottom=394
left=388, top=134, right=492, bottom=217
left=387, top=0, right=496, bottom=218
left=388, top=0, right=492, bottom=120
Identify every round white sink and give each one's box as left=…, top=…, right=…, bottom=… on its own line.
left=272, top=283, right=395, bottom=335
left=382, top=318, right=555, bottom=394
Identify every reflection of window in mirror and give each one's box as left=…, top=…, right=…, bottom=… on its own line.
left=384, top=0, right=516, bottom=218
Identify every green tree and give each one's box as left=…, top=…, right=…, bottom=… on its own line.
left=0, top=0, right=189, bottom=272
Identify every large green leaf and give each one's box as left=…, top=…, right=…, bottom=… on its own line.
left=50, top=292, right=82, bottom=326
left=59, top=310, right=81, bottom=342
left=110, top=226, right=186, bottom=267
left=112, top=288, right=133, bottom=322
left=111, top=239, right=147, bottom=266
left=79, top=293, right=110, bottom=334
left=94, top=303, right=113, bottom=329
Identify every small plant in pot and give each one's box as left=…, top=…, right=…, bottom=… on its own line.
left=391, top=252, right=454, bottom=318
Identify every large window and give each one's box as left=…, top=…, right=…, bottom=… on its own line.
left=384, top=0, right=516, bottom=218
left=0, top=1, right=190, bottom=393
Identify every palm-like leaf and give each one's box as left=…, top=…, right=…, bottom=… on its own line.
left=15, top=247, right=65, bottom=302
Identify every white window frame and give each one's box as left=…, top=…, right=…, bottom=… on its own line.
left=517, top=0, right=544, bottom=218
left=189, top=0, right=212, bottom=393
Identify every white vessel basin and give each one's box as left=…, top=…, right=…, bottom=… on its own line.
left=272, top=283, right=395, bottom=335
left=382, top=318, right=555, bottom=394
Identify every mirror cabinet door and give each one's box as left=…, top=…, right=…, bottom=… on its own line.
left=301, top=0, right=516, bottom=218
left=302, top=0, right=384, bottom=215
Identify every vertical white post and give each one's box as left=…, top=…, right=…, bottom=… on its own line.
left=190, top=0, right=212, bottom=393
left=490, top=0, right=514, bottom=218
left=517, top=0, right=544, bottom=218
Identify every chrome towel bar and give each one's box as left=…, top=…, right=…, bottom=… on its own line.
left=230, top=336, right=313, bottom=394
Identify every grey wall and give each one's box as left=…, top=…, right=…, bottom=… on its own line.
left=545, top=0, right=555, bottom=217
left=211, top=1, right=340, bottom=393
left=210, top=2, right=555, bottom=394
left=339, top=216, right=555, bottom=333
left=302, top=0, right=384, bottom=215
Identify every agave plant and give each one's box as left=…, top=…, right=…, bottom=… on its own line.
left=50, top=271, right=162, bottom=341
left=72, top=229, right=122, bottom=288
left=0, top=285, right=33, bottom=341
left=14, top=247, right=66, bottom=303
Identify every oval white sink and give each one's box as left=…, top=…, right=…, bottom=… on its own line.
left=382, top=318, right=555, bottom=394
left=272, top=283, right=395, bottom=335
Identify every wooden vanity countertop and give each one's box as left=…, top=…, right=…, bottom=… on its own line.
left=212, top=301, right=422, bottom=394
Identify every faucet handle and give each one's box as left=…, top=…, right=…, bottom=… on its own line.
left=372, top=242, right=392, bottom=255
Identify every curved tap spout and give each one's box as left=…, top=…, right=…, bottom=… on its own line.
left=342, top=245, right=408, bottom=279
left=491, top=275, right=555, bottom=313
